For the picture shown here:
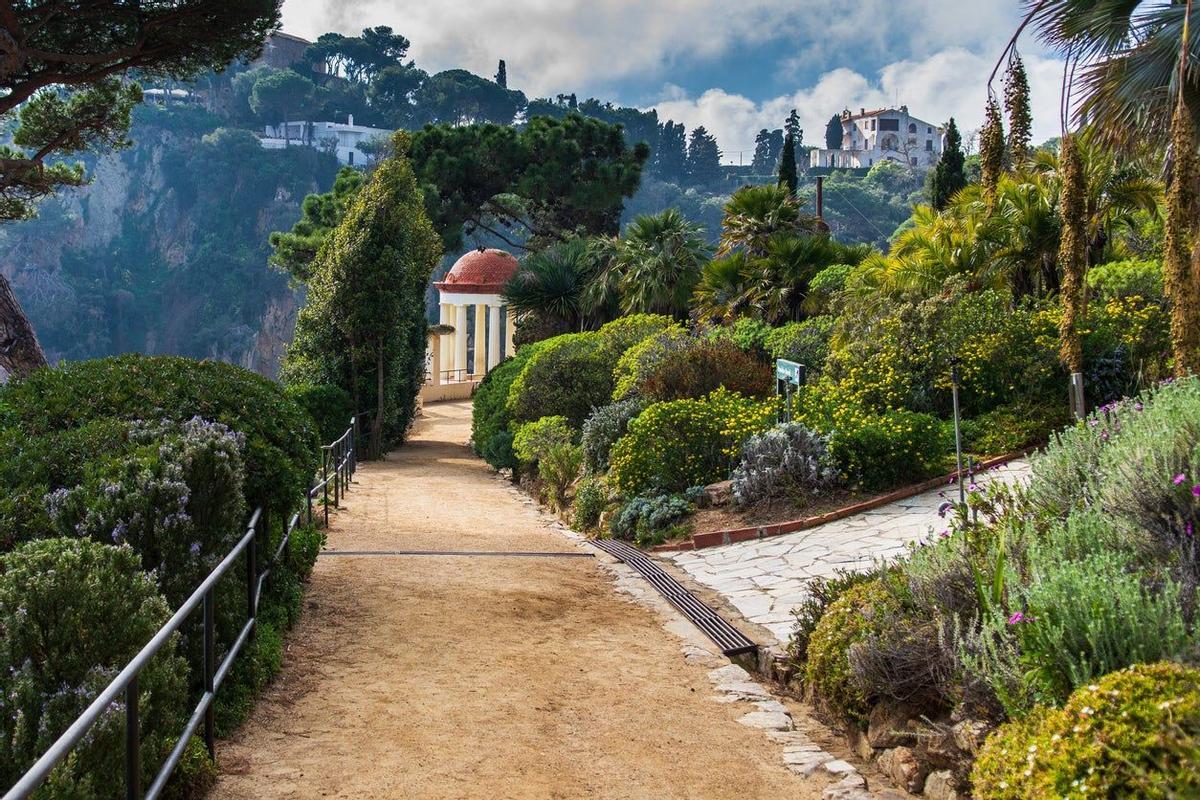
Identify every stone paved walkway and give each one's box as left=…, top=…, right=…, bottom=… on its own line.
left=667, top=461, right=1031, bottom=645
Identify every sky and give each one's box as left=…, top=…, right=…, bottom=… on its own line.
left=280, top=0, right=1066, bottom=164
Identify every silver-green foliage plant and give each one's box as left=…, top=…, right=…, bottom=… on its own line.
left=581, top=398, right=646, bottom=473
left=1015, top=552, right=1189, bottom=707
left=571, top=475, right=611, bottom=530
left=731, top=422, right=839, bottom=507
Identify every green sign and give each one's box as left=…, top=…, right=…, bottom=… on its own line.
left=775, top=358, right=804, bottom=386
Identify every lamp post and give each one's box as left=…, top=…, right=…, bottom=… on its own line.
left=951, top=358, right=965, bottom=505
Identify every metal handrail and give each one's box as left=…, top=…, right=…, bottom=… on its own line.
left=4, top=414, right=363, bottom=800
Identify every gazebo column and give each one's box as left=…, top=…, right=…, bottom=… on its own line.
left=473, top=303, right=487, bottom=377
left=438, top=303, right=453, bottom=378
left=428, top=334, right=441, bottom=385
left=487, top=304, right=501, bottom=370
left=454, top=303, right=468, bottom=380
left=504, top=306, right=515, bottom=357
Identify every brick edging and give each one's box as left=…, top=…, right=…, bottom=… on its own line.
left=652, top=449, right=1032, bottom=553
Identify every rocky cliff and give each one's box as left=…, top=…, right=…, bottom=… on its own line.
left=0, top=105, right=339, bottom=378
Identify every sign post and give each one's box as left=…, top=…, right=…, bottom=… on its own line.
left=775, top=358, right=805, bottom=422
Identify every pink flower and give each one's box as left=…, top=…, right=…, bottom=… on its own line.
left=1007, top=611, right=1031, bottom=625
left=1175, top=474, right=1187, bottom=485
left=1193, top=485, right=1200, bottom=497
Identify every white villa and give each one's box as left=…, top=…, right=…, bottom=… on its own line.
left=260, top=115, right=391, bottom=167
left=810, top=106, right=944, bottom=170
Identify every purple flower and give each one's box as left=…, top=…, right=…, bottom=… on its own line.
left=1134, top=402, right=1144, bottom=411
left=1174, top=474, right=1187, bottom=486
left=968, top=483, right=979, bottom=492
left=189, top=542, right=201, bottom=556
left=1007, top=611, right=1033, bottom=625
left=1088, top=419, right=1099, bottom=427
left=938, top=501, right=953, bottom=517
left=1193, top=485, right=1200, bottom=498
left=1187, top=522, right=1194, bottom=538
left=939, top=529, right=950, bottom=538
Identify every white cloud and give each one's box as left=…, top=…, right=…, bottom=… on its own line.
left=279, top=0, right=1052, bottom=103
left=649, top=49, right=1066, bottom=163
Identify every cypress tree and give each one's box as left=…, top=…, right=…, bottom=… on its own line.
left=495, top=59, right=507, bottom=88
left=1057, top=133, right=1087, bottom=377
left=825, top=114, right=843, bottom=150
left=979, top=97, right=1005, bottom=201
left=778, top=133, right=798, bottom=196
left=929, top=118, right=966, bottom=210
left=1004, top=54, right=1032, bottom=166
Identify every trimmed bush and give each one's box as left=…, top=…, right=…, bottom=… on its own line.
left=0, top=539, right=188, bottom=798
left=611, top=324, right=688, bottom=400
left=703, top=317, right=773, bottom=357
left=596, top=313, right=676, bottom=359
left=608, top=390, right=775, bottom=495
left=804, top=263, right=853, bottom=315
left=765, top=316, right=837, bottom=378
left=803, top=578, right=897, bottom=724
left=480, top=429, right=518, bottom=472
left=507, top=333, right=615, bottom=428
left=731, top=423, right=839, bottom=508
left=1085, top=258, right=1163, bottom=300
left=637, top=338, right=773, bottom=402
left=973, top=662, right=1200, bottom=800
left=471, top=345, right=543, bottom=466
left=581, top=398, right=647, bottom=473
left=0, top=355, right=319, bottom=522
left=512, top=416, right=574, bottom=466
left=287, top=383, right=355, bottom=444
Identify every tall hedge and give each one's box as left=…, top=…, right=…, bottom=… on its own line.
left=283, top=130, right=442, bottom=454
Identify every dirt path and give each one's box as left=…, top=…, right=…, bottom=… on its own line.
left=211, top=401, right=821, bottom=800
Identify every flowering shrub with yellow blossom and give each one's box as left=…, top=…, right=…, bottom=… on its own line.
left=608, top=388, right=776, bottom=495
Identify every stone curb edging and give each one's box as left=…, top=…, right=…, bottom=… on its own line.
left=653, top=449, right=1032, bottom=553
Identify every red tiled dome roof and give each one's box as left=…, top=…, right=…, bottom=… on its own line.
left=433, top=248, right=518, bottom=295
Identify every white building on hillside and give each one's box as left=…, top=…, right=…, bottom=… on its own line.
left=260, top=115, right=391, bottom=167
left=810, top=106, right=944, bottom=170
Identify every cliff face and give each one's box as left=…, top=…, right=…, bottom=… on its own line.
left=0, top=106, right=339, bottom=379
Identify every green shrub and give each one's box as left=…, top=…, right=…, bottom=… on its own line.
left=962, top=399, right=1072, bottom=455
left=470, top=345, right=543, bottom=464
left=803, top=579, right=897, bottom=724
left=609, top=491, right=697, bottom=547
left=480, top=430, right=518, bottom=472
left=287, top=383, right=355, bottom=444
left=539, top=443, right=583, bottom=511
left=596, top=313, right=676, bottom=359
left=1015, top=552, right=1190, bottom=705
left=581, top=398, right=647, bottom=473
left=507, top=333, right=615, bottom=427
left=0, top=354, right=319, bottom=522
left=571, top=475, right=611, bottom=530
left=973, top=662, right=1200, bottom=800
left=287, top=524, right=325, bottom=581
left=611, top=325, right=688, bottom=400
left=804, top=264, right=853, bottom=315
left=787, top=569, right=880, bottom=666
left=1085, top=258, right=1163, bottom=300
left=608, top=390, right=775, bottom=495
left=512, top=416, right=574, bottom=466
left=637, top=338, right=773, bottom=402
left=0, top=539, right=188, bottom=798
left=765, top=316, right=837, bottom=378
left=704, top=317, right=773, bottom=357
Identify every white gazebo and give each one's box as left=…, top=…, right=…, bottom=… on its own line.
left=421, top=247, right=518, bottom=401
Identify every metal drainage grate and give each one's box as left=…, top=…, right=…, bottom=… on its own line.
left=592, top=539, right=758, bottom=658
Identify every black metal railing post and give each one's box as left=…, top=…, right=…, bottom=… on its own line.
left=125, top=676, right=140, bottom=800
left=321, top=449, right=329, bottom=527
left=202, top=589, right=215, bottom=758
left=333, top=440, right=341, bottom=509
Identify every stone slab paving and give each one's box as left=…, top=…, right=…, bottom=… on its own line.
left=667, top=460, right=1031, bottom=645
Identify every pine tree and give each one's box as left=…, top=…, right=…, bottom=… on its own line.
left=495, top=59, right=507, bottom=88
left=654, top=120, right=688, bottom=182
left=752, top=129, right=772, bottom=172
left=777, top=134, right=798, bottom=196
left=686, top=126, right=722, bottom=185
left=825, top=114, right=843, bottom=150
left=1004, top=54, right=1032, bottom=166
left=929, top=118, right=966, bottom=210
left=785, top=109, right=801, bottom=142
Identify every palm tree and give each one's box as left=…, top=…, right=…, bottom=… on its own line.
left=717, top=184, right=816, bottom=257
left=693, top=251, right=756, bottom=323
left=589, top=208, right=709, bottom=319
left=502, top=238, right=610, bottom=333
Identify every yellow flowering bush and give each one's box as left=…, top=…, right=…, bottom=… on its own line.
left=972, top=662, right=1200, bottom=800
left=608, top=389, right=776, bottom=495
